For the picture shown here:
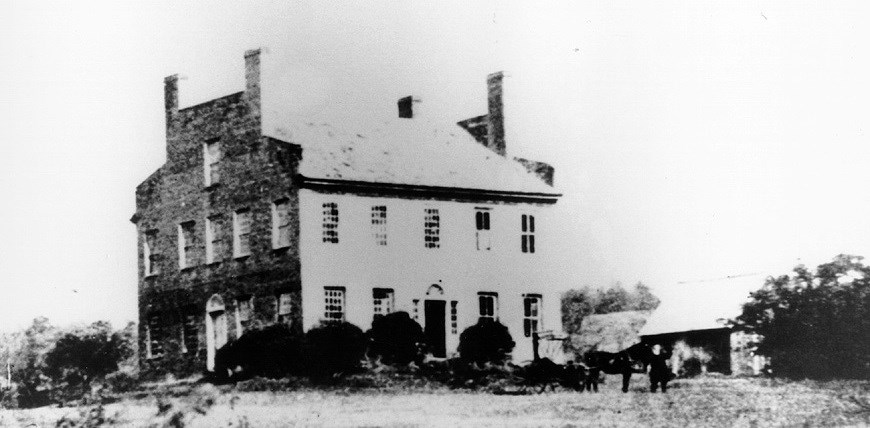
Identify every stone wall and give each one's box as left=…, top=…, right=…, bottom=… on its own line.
left=132, top=50, right=304, bottom=378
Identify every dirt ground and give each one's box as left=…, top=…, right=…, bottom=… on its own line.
left=2, top=376, right=869, bottom=427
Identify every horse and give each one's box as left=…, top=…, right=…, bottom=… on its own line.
left=516, top=358, right=590, bottom=394
left=584, top=342, right=652, bottom=393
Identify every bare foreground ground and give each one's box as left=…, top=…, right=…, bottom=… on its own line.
left=2, top=376, right=869, bottom=427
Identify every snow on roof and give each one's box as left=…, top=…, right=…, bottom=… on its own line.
left=265, top=118, right=560, bottom=195
left=639, top=274, right=766, bottom=336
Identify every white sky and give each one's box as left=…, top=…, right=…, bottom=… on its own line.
left=2, top=0, right=869, bottom=330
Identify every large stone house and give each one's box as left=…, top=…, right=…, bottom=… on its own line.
left=131, top=49, right=564, bottom=375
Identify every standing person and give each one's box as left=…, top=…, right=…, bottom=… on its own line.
left=561, top=360, right=582, bottom=391
left=648, top=344, right=672, bottom=393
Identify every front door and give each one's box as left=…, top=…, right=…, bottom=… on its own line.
left=206, top=309, right=227, bottom=371
left=424, top=300, right=446, bottom=358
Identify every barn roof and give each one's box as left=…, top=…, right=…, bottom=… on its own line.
left=267, top=119, right=560, bottom=196
left=639, top=274, right=766, bottom=337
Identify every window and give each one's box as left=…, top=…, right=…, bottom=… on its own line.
left=235, top=296, right=254, bottom=337
left=324, top=287, right=345, bottom=322
left=233, top=209, right=252, bottom=258
left=145, top=314, right=163, bottom=359
left=272, top=199, right=292, bottom=249
left=371, top=205, right=387, bottom=246
left=424, top=208, right=440, bottom=248
left=322, top=203, right=339, bottom=244
left=523, top=294, right=542, bottom=338
left=450, top=301, right=458, bottom=335
left=178, top=221, right=196, bottom=269
left=521, top=214, right=536, bottom=253
left=372, top=288, right=394, bottom=319
left=203, top=140, right=221, bottom=187
left=205, top=216, right=224, bottom=264
left=478, top=292, right=498, bottom=322
left=475, top=209, right=491, bottom=251
left=412, top=299, right=420, bottom=322
left=143, top=229, right=159, bottom=276
left=180, top=310, right=198, bottom=354
left=277, top=293, right=293, bottom=323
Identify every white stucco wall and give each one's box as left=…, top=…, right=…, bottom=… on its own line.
left=298, top=188, right=565, bottom=363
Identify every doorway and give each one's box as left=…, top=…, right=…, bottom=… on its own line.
left=205, top=294, right=228, bottom=371
left=424, top=300, right=446, bottom=358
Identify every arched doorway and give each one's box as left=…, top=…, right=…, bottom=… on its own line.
left=205, top=294, right=228, bottom=371
left=424, top=285, right=446, bottom=358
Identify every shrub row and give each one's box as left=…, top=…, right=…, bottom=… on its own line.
left=213, top=312, right=516, bottom=382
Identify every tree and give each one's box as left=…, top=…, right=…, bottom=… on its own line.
left=10, top=317, right=58, bottom=408
left=562, top=283, right=660, bottom=358
left=43, top=321, right=134, bottom=401
left=732, top=255, right=870, bottom=379
left=629, top=282, right=660, bottom=311
left=561, top=288, right=597, bottom=338
left=595, top=283, right=631, bottom=314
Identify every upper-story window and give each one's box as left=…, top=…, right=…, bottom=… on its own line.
left=205, top=216, right=224, bottom=264
left=143, top=229, right=159, bottom=276
left=478, top=292, right=498, bottom=322
left=203, top=140, right=221, bottom=187
left=233, top=209, right=252, bottom=258
left=272, top=198, right=292, bottom=249
left=178, top=221, right=196, bottom=269
left=424, top=208, right=440, bottom=249
left=523, top=294, right=542, bottom=337
left=324, top=286, right=346, bottom=322
left=475, top=208, right=491, bottom=251
left=322, top=202, right=339, bottom=243
left=371, top=205, right=387, bottom=246
left=521, top=214, right=536, bottom=253
left=372, top=288, right=394, bottom=319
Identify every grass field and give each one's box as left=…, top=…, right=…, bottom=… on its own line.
left=2, top=375, right=869, bottom=427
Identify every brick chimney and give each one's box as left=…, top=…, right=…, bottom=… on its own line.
left=456, top=71, right=556, bottom=187
left=163, top=74, right=178, bottom=135
left=486, top=71, right=507, bottom=156
left=244, top=48, right=262, bottom=119
left=398, top=95, right=422, bottom=119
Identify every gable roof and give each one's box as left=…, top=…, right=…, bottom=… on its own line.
left=639, top=274, right=765, bottom=336
left=266, top=119, right=560, bottom=197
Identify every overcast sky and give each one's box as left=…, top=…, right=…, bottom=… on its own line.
left=2, top=0, right=869, bottom=330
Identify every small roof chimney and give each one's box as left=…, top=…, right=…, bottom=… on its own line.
left=398, top=95, right=420, bottom=119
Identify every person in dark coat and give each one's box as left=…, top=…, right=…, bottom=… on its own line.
left=648, top=344, right=672, bottom=393
left=561, top=360, right=583, bottom=391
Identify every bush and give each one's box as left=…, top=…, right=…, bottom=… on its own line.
left=104, top=368, right=139, bottom=394
left=367, top=312, right=425, bottom=365
left=214, top=324, right=304, bottom=381
left=458, top=319, right=515, bottom=366
left=303, top=321, right=366, bottom=379
left=44, top=321, right=133, bottom=404
left=671, top=341, right=713, bottom=378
